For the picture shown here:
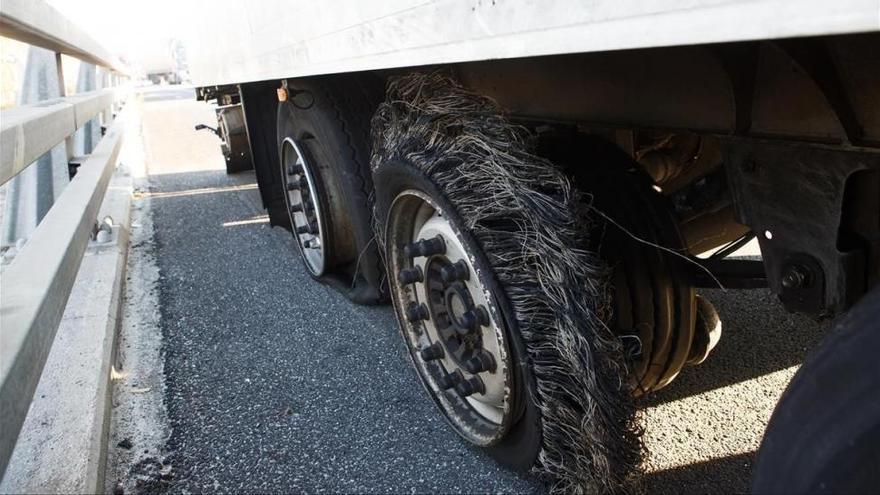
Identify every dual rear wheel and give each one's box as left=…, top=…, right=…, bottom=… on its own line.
left=276, top=76, right=385, bottom=304
left=276, top=73, right=708, bottom=491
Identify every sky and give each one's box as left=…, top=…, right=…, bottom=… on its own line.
left=46, top=0, right=201, bottom=67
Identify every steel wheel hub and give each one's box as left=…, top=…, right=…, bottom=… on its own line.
left=280, top=137, right=326, bottom=276
left=387, top=190, right=514, bottom=445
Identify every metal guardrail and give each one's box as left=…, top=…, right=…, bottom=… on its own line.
left=0, top=0, right=130, bottom=478
left=0, top=0, right=126, bottom=73
left=0, top=89, right=117, bottom=184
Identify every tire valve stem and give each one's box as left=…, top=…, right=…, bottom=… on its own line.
left=405, top=302, right=429, bottom=322
left=398, top=266, right=424, bottom=285
left=419, top=342, right=444, bottom=361
left=455, top=376, right=485, bottom=397
left=463, top=351, right=496, bottom=374
left=440, top=260, right=469, bottom=283
left=404, top=236, right=446, bottom=258
left=437, top=370, right=463, bottom=390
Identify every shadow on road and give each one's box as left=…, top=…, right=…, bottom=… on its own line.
left=646, top=452, right=754, bottom=494
left=643, top=287, right=832, bottom=407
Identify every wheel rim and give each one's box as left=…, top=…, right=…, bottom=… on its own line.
left=387, top=189, right=514, bottom=446
left=280, top=137, right=326, bottom=276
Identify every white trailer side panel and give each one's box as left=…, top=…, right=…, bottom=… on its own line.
left=187, top=0, right=880, bottom=86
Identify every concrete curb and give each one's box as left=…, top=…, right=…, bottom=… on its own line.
left=0, top=164, right=133, bottom=494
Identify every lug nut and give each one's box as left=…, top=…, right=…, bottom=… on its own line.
left=440, top=260, right=469, bottom=283
left=781, top=265, right=809, bottom=289
left=457, top=313, right=478, bottom=336
left=458, top=307, right=488, bottom=333
left=405, top=302, right=429, bottom=322
left=455, top=376, right=485, bottom=397
left=287, top=163, right=303, bottom=175
left=463, top=351, right=496, bottom=374
left=404, top=236, right=446, bottom=258
left=419, top=342, right=444, bottom=361
left=437, top=370, right=463, bottom=390
left=397, top=266, right=423, bottom=285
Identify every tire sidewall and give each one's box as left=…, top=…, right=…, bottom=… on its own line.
left=277, top=103, right=347, bottom=274
left=375, top=160, right=543, bottom=470
left=275, top=80, right=386, bottom=303
left=279, top=81, right=377, bottom=271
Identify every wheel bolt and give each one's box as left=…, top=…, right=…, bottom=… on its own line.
left=455, top=376, right=485, bottom=397
left=287, top=164, right=303, bottom=175
left=404, top=236, right=446, bottom=258
left=405, top=302, right=429, bottom=322
left=397, top=266, right=423, bottom=285
left=437, top=370, right=463, bottom=390
left=458, top=307, right=488, bottom=333
left=419, top=342, right=444, bottom=361
left=781, top=265, right=810, bottom=289
left=440, top=260, right=469, bottom=283
left=463, top=351, right=496, bottom=374
left=456, top=315, right=477, bottom=336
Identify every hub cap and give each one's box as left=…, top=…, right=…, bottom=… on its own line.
left=280, top=137, right=326, bottom=276
left=387, top=190, right=514, bottom=446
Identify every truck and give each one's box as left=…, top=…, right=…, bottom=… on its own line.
left=137, top=38, right=187, bottom=85
left=187, top=1, right=880, bottom=492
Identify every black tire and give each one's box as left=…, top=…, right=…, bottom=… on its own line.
left=751, top=286, right=880, bottom=493
left=276, top=75, right=386, bottom=304
left=374, top=162, right=543, bottom=470
left=371, top=73, right=641, bottom=493
left=537, top=132, right=697, bottom=394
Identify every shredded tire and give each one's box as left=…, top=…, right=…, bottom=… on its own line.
left=370, top=72, right=643, bottom=493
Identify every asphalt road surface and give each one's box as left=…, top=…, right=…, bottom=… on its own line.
left=107, top=87, right=832, bottom=493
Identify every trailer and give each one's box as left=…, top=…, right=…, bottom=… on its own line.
left=187, top=1, right=880, bottom=491
left=138, top=38, right=186, bottom=85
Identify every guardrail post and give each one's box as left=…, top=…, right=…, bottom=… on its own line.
left=1, top=46, right=69, bottom=249
left=55, top=51, right=77, bottom=165
left=73, top=62, right=101, bottom=156
left=99, top=67, right=112, bottom=127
